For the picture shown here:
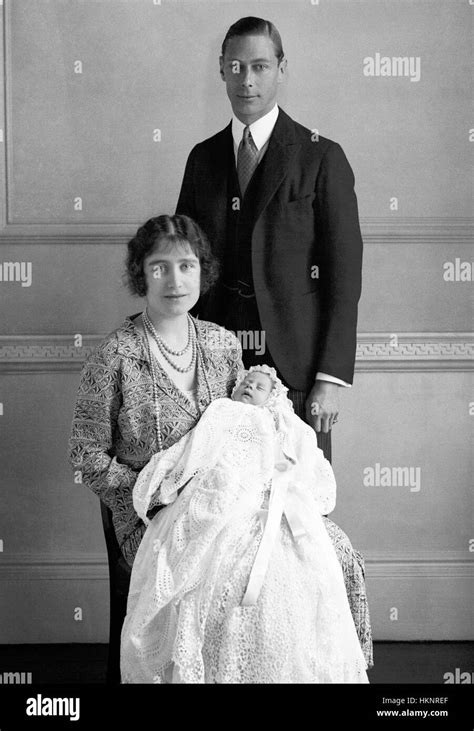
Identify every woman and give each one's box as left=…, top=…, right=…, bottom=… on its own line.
left=69, top=213, right=372, bottom=672
left=68, top=214, right=243, bottom=567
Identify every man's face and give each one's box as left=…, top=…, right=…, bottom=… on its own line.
left=219, top=34, right=286, bottom=125
left=232, top=371, right=273, bottom=406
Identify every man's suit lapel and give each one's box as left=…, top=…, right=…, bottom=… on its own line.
left=204, top=124, right=233, bottom=258
left=251, top=108, right=301, bottom=223
left=209, top=110, right=301, bottom=233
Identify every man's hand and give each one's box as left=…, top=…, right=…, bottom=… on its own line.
left=306, top=381, right=340, bottom=433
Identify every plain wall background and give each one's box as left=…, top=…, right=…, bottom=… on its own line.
left=0, top=0, right=472, bottom=649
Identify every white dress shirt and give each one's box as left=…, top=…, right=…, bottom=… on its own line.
left=231, top=104, right=349, bottom=388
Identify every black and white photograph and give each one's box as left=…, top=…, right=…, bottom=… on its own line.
left=0, top=0, right=472, bottom=725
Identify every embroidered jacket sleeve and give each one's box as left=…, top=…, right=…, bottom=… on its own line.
left=68, top=335, right=141, bottom=545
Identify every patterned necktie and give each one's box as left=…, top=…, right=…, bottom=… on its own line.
left=237, top=126, right=259, bottom=196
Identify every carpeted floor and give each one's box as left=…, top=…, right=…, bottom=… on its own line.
left=0, top=642, right=472, bottom=684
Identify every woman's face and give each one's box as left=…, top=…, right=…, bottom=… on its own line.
left=233, top=372, right=273, bottom=406
left=143, top=238, right=201, bottom=319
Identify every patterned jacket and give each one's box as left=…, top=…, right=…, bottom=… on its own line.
left=68, top=315, right=243, bottom=566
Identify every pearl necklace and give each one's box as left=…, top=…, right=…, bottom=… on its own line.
left=144, top=337, right=164, bottom=452
left=141, top=314, right=214, bottom=452
left=144, top=307, right=192, bottom=356
left=143, top=310, right=196, bottom=373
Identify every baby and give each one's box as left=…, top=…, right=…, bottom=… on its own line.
left=231, top=369, right=274, bottom=406
left=121, top=365, right=368, bottom=684
left=134, top=364, right=336, bottom=518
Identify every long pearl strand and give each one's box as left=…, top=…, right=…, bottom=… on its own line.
left=141, top=312, right=215, bottom=453
left=143, top=334, right=164, bottom=452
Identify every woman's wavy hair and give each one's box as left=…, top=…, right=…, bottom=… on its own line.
left=125, top=214, right=219, bottom=298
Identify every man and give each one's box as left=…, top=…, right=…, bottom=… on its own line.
left=177, top=16, right=363, bottom=460
left=176, top=17, right=371, bottom=666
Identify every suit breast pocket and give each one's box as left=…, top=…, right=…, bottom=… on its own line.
left=276, top=192, right=315, bottom=214
left=288, top=192, right=315, bottom=204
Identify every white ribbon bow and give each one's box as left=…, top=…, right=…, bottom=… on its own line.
left=241, top=450, right=308, bottom=606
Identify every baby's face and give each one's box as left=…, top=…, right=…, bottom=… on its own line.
left=232, top=372, right=273, bottom=406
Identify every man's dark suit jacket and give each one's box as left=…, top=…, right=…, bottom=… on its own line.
left=176, top=107, right=363, bottom=393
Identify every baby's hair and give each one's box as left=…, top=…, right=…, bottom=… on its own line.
left=232, top=364, right=287, bottom=404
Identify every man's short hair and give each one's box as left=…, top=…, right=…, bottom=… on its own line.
left=221, top=16, right=284, bottom=62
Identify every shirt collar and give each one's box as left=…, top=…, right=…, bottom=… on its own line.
left=231, top=104, right=279, bottom=151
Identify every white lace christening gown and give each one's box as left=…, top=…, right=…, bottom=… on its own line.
left=120, top=398, right=369, bottom=684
